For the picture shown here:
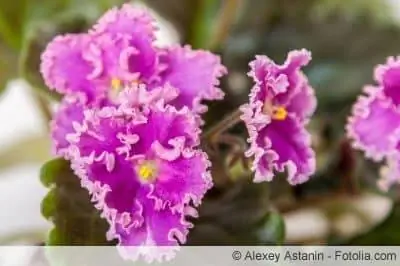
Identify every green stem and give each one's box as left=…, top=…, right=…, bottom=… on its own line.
left=202, top=109, right=242, bottom=142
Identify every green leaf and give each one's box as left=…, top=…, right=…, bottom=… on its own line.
left=0, top=0, right=26, bottom=49
left=40, top=158, right=115, bottom=245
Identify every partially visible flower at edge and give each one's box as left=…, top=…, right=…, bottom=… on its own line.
left=240, top=49, right=317, bottom=185
left=347, top=57, right=400, bottom=191
left=40, top=3, right=227, bottom=116
left=346, top=86, right=400, bottom=162
left=51, top=85, right=212, bottom=262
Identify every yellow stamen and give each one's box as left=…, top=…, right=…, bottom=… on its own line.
left=111, top=78, right=122, bottom=90
left=137, top=161, right=158, bottom=183
left=272, top=106, right=288, bottom=120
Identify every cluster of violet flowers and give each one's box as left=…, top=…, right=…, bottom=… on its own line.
left=42, top=4, right=226, bottom=261
left=40, top=3, right=400, bottom=263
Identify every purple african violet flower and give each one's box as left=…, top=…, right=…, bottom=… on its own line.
left=51, top=85, right=212, bottom=261
left=51, top=84, right=179, bottom=157
left=40, top=4, right=226, bottom=113
left=346, top=86, right=400, bottom=162
left=346, top=57, right=400, bottom=191
left=240, top=49, right=317, bottom=185
left=375, top=56, right=400, bottom=109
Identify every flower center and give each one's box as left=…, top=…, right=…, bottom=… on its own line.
left=136, top=160, right=158, bottom=183
left=272, top=106, right=288, bottom=120
left=109, top=78, right=140, bottom=101
left=111, top=78, right=122, bottom=91
left=263, top=102, right=288, bottom=120
left=109, top=78, right=123, bottom=101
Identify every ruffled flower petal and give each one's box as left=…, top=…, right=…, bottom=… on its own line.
left=40, top=34, right=101, bottom=100
left=116, top=204, right=194, bottom=263
left=50, top=97, right=85, bottom=157
left=158, top=45, right=227, bottom=113
left=130, top=103, right=200, bottom=154
left=58, top=88, right=210, bottom=259
left=248, top=49, right=311, bottom=106
left=374, top=56, right=400, bottom=108
left=91, top=4, right=158, bottom=82
left=117, top=83, right=179, bottom=108
left=241, top=50, right=316, bottom=185
left=245, top=114, right=315, bottom=185
left=91, top=29, right=158, bottom=86
left=346, top=86, right=400, bottom=161
left=150, top=149, right=212, bottom=209
left=92, top=4, right=156, bottom=43
left=41, top=5, right=227, bottom=111
left=286, top=74, right=317, bottom=124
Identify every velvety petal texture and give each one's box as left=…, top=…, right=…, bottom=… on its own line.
left=40, top=4, right=226, bottom=113
left=158, top=45, right=227, bottom=113
left=50, top=97, right=85, bottom=157
left=347, top=56, right=400, bottom=190
left=53, top=86, right=211, bottom=261
left=248, top=49, right=312, bottom=106
left=375, top=56, right=400, bottom=108
left=40, top=34, right=102, bottom=101
left=240, top=49, right=317, bottom=185
left=346, top=86, right=400, bottom=161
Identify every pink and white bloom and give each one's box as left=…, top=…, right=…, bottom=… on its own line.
left=240, top=49, right=317, bottom=185
left=41, top=4, right=227, bottom=114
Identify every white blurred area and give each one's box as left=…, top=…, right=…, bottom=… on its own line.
left=0, top=81, right=51, bottom=243
left=0, top=1, right=397, bottom=246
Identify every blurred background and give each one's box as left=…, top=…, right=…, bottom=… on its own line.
left=1, top=0, right=400, bottom=249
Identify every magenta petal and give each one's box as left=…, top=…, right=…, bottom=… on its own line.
left=346, top=86, right=400, bottom=161
left=40, top=34, right=100, bottom=100
left=131, top=104, right=200, bottom=155
left=150, top=150, right=212, bottom=209
left=92, top=4, right=158, bottom=81
left=258, top=117, right=315, bottom=185
left=50, top=97, right=85, bottom=157
left=92, top=30, right=158, bottom=85
left=70, top=158, right=145, bottom=245
left=242, top=50, right=316, bottom=185
left=286, top=75, right=317, bottom=124
left=116, top=203, right=193, bottom=262
left=248, top=49, right=311, bottom=106
left=158, top=45, right=227, bottom=113
left=242, top=104, right=315, bottom=184
left=375, top=56, right=400, bottom=108
left=61, top=92, right=210, bottom=257
left=92, top=4, right=156, bottom=43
